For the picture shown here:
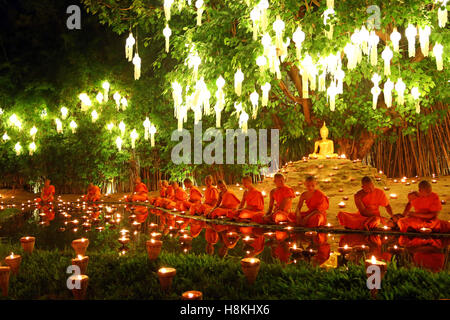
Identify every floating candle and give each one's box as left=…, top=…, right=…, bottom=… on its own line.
left=182, top=290, right=203, bottom=300
left=157, top=267, right=176, bottom=291
left=20, top=236, right=35, bottom=254
left=146, top=239, right=163, bottom=260
left=4, top=253, right=22, bottom=275
left=389, top=193, right=398, bottom=199
left=241, top=258, right=261, bottom=285
left=338, top=201, right=346, bottom=208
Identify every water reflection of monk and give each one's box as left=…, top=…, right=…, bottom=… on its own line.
left=399, top=236, right=448, bottom=273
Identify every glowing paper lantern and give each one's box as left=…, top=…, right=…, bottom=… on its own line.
left=115, top=136, right=123, bottom=151
left=78, top=93, right=92, bottom=111
left=371, top=85, right=381, bottom=110
left=163, top=25, right=172, bottom=53
left=323, top=8, right=335, bottom=39
left=96, top=92, right=103, bottom=104
left=438, top=1, right=448, bottom=28
left=418, top=26, right=431, bottom=57
left=132, top=53, right=141, bottom=80
left=250, top=91, right=259, bottom=119
left=55, top=119, right=63, bottom=133
left=188, top=52, right=201, bottom=79
left=130, top=129, right=138, bottom=149
left=164, top=0, right=174, bottom=21
left=119, top=121, right=126, bottom=136
left=172, top=81, right=183, bottom=116
left=107, top=122, right=114, bottom=132
left=61, top=107, right=68, bottom=120
left=29, top=126, right=37, bottom=140
left=2, top=132, right=9, bottom=141
left=390, top=27, right=401, bottom=53
left=344, top=43, right=357, bottom=70
left=261, top=82, right=271, bottom=106
left=91, top=110, right=99, bottom=122
left=405, top=24, right=417, bottom=58
left=69, top=121, right=77, bottom=133
left=327, top=81, right=338, bottom=111
left=102, top=81, right=110, bottom=102
left=261, top=33, right=271, bottom=57
left=371, top=73, right=381, bottom=88
left=383, top=79, right=394, bottom=108
left=14, top=142, right=22, bottom=155
left=250, top=7, right=261, bottom=40
left=143, top=117, right=151, bottom=140
left=411, top=87, right=421, bottom=113
left=239, top=110, right=249, bottom=134
left=195, top=0, right=204, bottom=26
left=234, top=69, right=244, bottom=96
left=29, top=142, right=36, bottom=156
left=433, top=43, right=443, bottom=70
left=327, top=0, right=334, bottom=9
left=113, top=92, right=121, bottom=110
left=292, top=26, right=305, bottom=60
left=125, top=33, right=135, bottom=62
left=234, top=102, right=243, bottom=117
left=395, top=78, right=406, bottom=106
left=9, top=114, right=21, bottom=130
left=381, top=46, right=393, bottom=76
left=214, top=76, right=225, bottom=128
left=120, top=97, right=128, bottom=111
left=368, top=31, right=379, bottom=66
left=149, top=124, right=157, bottom=147
left=318, top=71, right=326, bottom=92
left=272, top=16, right=285, bottom=50
left=351, top=29, right=363, bottom=64
left=258, top=0, right=269, bottom=32
left=256, top=55, right=267, bottom=71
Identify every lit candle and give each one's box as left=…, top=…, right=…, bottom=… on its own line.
left=179, top=234, right=193, bottom=244
left=240, top=257, right=261, bottom=285
left=389, top=193, right=398, bottom=199
left=364, top=256, right=387, bottom=284
left=263, top=232, right=275, bottom=239
left=150, top=232, right=162, bottom=240
left=338, top=244, right=352, bottom=255
left=343, top=196, right=349, bottom=201
left=71, top=255, right=89, bottom=275
left=338, top=201, right=346, bottom=208
left=4, top=252, right=22, bottom=275
left=431, top=179, right=437, bottom=184
left=289, top=244, right=303, bottom=254
left=68, top=274, right=89, bottom=300
left=71, top=238, right=89, bottom=256
left=146, top=239, right=163, bottom=260
left=182, top=290, right=203, bottom=300
left=20, top=236, right=36, bottom=254
left=157, top=267, right=176, bottom=291
left=419, top=227, right=431, bottom=234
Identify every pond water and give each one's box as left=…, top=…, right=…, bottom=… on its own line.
left=0, top=200, right=448, bottom=273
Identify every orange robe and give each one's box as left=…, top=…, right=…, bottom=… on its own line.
left=157, top=186, right=174, bottom=207
left=270, top=185, right=296, bottom=223
left=190, top=186, right=219, bottom=215
left=164, top=188, right=188, bottom=211
left=293, top=189, right=329, bottom=227
left=237, top=188, right=265, bottom=223
left=127, top=182, right=148, bottom=202
left=338, top=188, right=388, bottom=230
left=181, top=186, right=203, bottom=212
left=209, top=191, right=241, bottom=218
left=397, top=192, right=449, bottom=233
left=150, top=186, right=166, bottom=205
left=84, top=185, right=101, bottom=202
left=37, top=185, right=55, bottom=204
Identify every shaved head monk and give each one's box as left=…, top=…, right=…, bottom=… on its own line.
left=127, top=177, right=148, bottom=202
left=264, top=173, right=296, bottom=224
left=163, top=181, right=188, bottom=211
left=84, top=183, right=101, bottom=202
left=182, top=178, right=203, bottom=213
left=37, top=179, right=55, bottom=204
left=294, top=176, right=329, bottom=227
left=207, top=180, right=241, bottom=218
left=191, top=175, right=219, bottom=215
left=397, top=180, right=450, bottom=233
left=338, top=176, right=394, bottom=230
left=234, top=176, right=265, bottom=223
left=151, top=180, right=169, bottom=206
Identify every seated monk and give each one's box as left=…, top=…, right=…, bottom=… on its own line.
left=156, top=181, right=174, bottom=208
left=294, top=176, right=329, bottom=227
left=263, top=173, right=296, bottom=224
left=181, top=178, right=203, bottom=213
left=207, top=180, right=241, bottom=218
left=190, top=175, right=219, bottom=215
left=149, top=180, right=168, bottom=205
left=36, top=179, right=55, bottom=205
left=163, top=181, right=188, bottom=211
left=126, top=177, right=148, bottom=202
left=338, top=176, right=394, bottom=230
left=233, top=176, right=265, bottom=224
left=397, top=180, right=450, bottom=233
left=83, top=183, right=101, bottom=202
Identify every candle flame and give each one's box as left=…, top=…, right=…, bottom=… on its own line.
left=77, top=255, right=83, bottom=260
left=344, top=244, right=348, bottom=249
left=371, top=256, right=377, bottom=264
left=188, top=293, right=194, bottom=298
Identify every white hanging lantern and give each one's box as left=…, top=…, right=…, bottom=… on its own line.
left=113, top=92, right=121, bottom=110
left=163, top=25, right=172, bottom=53
left=120, top=97, right=128, bottom=111
left=335, top=69, right=345, bottom=94
left=433, top=43, right=444, bottom=70
left=2, top=132, right=9, bottom=141
left=69, top=120, right=77, bottom=133
left=234, top=102, right=243, bottom=117
left=195, top=0, right=204, bottom=26
left=250, top=7, right=261, bottom=41
left=360, top=26, right=369, bottom=55
left=164, top=0, right=174, bottom=21
left=390, top=27, right=401, bottom=53
left=344, top=43, right=357, bottom=70
left=79, top=93, right=92, bottom=111
left=368, top=31, right=379, bottom=66
left=272, top=16, right=285, bottom=51
left=261, top=82, right=271, bottom=106
left=55, top=119, right=63, bottom=134
left=29, top=142, right=36, bottom=156
left=411, top=87, right=421, bottom=113
left=250, top=91, right=259, bottom=119
left=258, top=0, right=269, bottom=32
left=256, top=55, right=267, bottom=72
left=172, top=81, right=183, bottom=116
left=96, top=92, right=104, bottom=104
left=318, top=71, right=326, bottom=92
left=188, top=52, right=201, bottom=79
left=214, top=76, right=225, bottom=128
left=29, top=126, right=37, bottom=141
left=125, top=33, right=135, bottom=62
left=327, top=82, right=338, bottom=111
left=234, top=69, right=244, bottom=96
left=9, top=114, right=21, bottom=129
left=327, top=0, right=334, bottom=9
left=119, top=121, right=126, bottom=136
left=143, top=117, right=151, bottom=140
left=130, top=129, right=138, bottom=149
left=438, top=1, right=448, bottom=28
left=405, top=24, right=417, bottom=58
left=203, top=88, right=211, bottom=115
left=149, top=124, right=157, bottom=147
left=115, top=136, right=123, bottom=151
left=14, top=142, right=22, bottom=156
left=60, top=107, right=68, bottom=120
left=132, top=53, right=141, bottom=80
left=107, top=122, right=114, bottom=132
left=383, top=79, right=394, bottom=108
left=261, top=33, right=271, bottom=57
left=351, top=29, right=363, bottom=64
left=177, top=105, right=187, bottom=131
left=323, top=8, right=335, bottom=40
left=381, top=46, right=393, bottom=76
left=91, top=110, right=99, bottom=122
left=292, top=26, right=305, bottom=61
left=419, top=26, right=431, bottom=57
left=371, top=85, right=381, bottom=110
left=239, top=110, right=249, bottom=134
left=395, top=78, right=406, bottom=106
left=102, top=81, right=110, bottom=102
left=371, top=73, right=381, bottom=88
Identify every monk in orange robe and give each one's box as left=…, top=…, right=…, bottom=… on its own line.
left=83, top=183, right=101, bottom=202
left=190, top=175, right=219, bottom=215
left=207, top=180, right=241, bottom=218
left=264, top=173, right=296, bottom=224
left=180, top=178, right=203, bottom=212
left=156, top=181, right=174, bottom=208
left=294, top=176, right=329, bottom=227
left=397, top=180, right=450, bottom=233
left=163, top=181, right=188, bottom=211
left=233, top=176, right=265, bottom=223
left=150, top=180, right=168, bottom=205
left=36, top=179, right=55, bottom=205
left=126, top=177, right=148, bottom=202
left=338, top=176, right=394, bottom=230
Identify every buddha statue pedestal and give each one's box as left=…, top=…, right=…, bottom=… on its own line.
left=309, top=122, right=338, bottom=159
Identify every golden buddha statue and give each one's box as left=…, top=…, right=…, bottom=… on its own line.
left=309, top=122, right=338, bottom=159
